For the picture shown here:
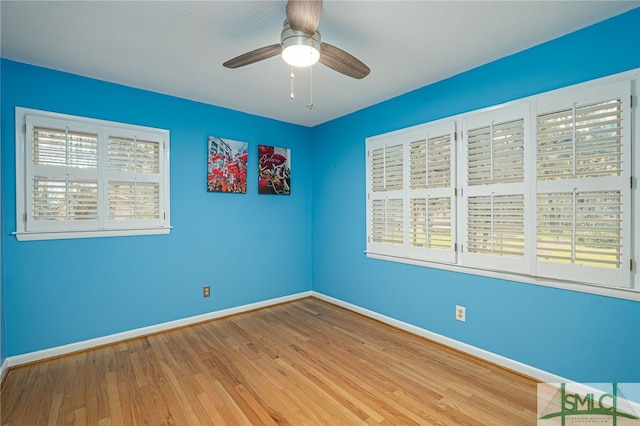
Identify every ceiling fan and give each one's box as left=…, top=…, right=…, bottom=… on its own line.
left=223, top=0, right=370, bottom=79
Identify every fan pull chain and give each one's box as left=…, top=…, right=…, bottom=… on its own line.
left=307, top=65, right=315, bottom=110
left=290, top=67, right=295, bottom=100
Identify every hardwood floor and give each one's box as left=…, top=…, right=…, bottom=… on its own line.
left=1, top=298, right=538, bottom=425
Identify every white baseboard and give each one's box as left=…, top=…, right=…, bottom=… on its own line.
left=0, top=357, right=8, bottom=385
left=7, top=291, right=312, bottom=368
left=311, top=291, right=567, bottom=384
left=5, top=289, right=565, bottom=384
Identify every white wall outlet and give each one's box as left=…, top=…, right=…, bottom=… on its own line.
left=456, top=305, right=466, bottom=322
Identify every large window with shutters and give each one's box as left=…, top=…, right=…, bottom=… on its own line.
left=366, top=69, right=638, bottom=297
left=15, top=108, right=170, bottom=241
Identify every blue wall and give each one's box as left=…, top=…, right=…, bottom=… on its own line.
left=0, top=57, right=5, bottom=368
left=1, top=60, right=313, bottom=356
left=311, top=8, right=640, bottom=382
left=1, top=8, right=639, bottom=383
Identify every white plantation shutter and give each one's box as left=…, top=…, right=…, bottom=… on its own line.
left=409, top=133, right=451, bottom=189
left=467, top=120, right=525, bottom=186
left=371, top=198, right=404, bottom=245
left=33, top=126, right=98, bottom=168
left=368, top=140, right=405, bottom=255
left=466, top=117, right=525, bottom=187
left=406, top=122, right=457, bottom=263
left=409, top=197, right=452, bottom=249
left=535, top=81, right=631, bottom=287
left=17, top=109, right=170, bottom=240
left=108, top=181, right=160, bottom=220
left=32, top=177, right=99, bottom=221
left=537, top=191, right=622, bottom=268
left=463, top=104, right=530, bottom=273
left=467, top=194, right=524, bottom=258
left=108, top=136, right=160, bottom=173
left=537, top=100, right=623, bottom=180
left=105, top=128, right=165, bottom=228
left=367, top=121, right=456, bottom=263
left=25, top=116, right=100, bottom=232
left=371, top=144, right=403, bottom=192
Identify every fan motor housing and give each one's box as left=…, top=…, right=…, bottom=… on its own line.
left=281, top=20, right=321, bottom=67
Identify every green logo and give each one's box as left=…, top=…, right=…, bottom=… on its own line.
left=538, top=383, right=640, bottom=425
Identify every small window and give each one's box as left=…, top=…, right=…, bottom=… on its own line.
left=15, top=108, right=171, bottom=241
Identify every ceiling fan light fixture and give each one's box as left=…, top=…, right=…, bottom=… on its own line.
left=282, top=43, right=320, bottom=67
left=223, top=2, right=369, bottom=79
left=281, top=21, right=321, bottom=67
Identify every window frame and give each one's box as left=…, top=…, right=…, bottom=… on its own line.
left=15, top=107, right=171, bottom=241
left=366, top=119, right=458, bottom=264
left=365, top=69, right=639, bottom=301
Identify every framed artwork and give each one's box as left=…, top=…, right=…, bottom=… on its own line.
left=258, top=145, right=291, bottom=195
left=207, top=136, right=248, bottom=193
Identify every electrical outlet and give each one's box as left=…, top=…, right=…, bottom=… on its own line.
left=456, top=305, right=466, bottom=322
left=203, top=285, right=211, bottom=298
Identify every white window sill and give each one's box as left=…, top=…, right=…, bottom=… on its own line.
left=365, top=251, right=640, bottom=302
left=14, top=227, right=172, bottom=242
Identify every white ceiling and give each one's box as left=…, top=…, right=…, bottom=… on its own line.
left=2, top=1, right=638, bottom=127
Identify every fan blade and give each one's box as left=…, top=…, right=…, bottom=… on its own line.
left=287, top=0, right=322, bottom=35
left=223, top=44, right=282, bottom=69
left=319, top=42, right=370, bottom=79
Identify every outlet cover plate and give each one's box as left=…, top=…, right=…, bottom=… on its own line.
left=456, top=305, right=466, bottom=322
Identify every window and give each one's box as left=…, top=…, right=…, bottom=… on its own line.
left=15, top=108, right=170, bottom=241
left=365, top=70, right=638, bottom=297
left=367, top=121, right=457, bottom=264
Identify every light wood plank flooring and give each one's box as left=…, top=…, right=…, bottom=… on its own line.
left=1, top=297, right=538, bottom=425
